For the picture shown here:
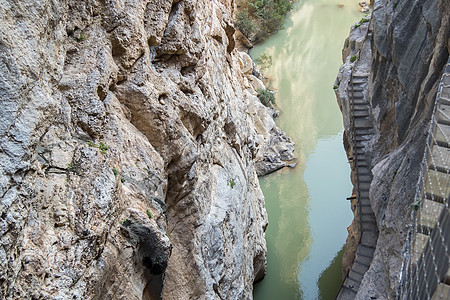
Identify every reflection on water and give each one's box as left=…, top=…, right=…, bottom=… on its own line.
left=251, top=0, right=361, bottom=299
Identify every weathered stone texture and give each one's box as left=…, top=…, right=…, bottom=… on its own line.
left=0, top=0, right=294, bottom=299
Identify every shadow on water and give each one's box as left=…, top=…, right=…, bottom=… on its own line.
left=251, top=0, right=362, bottom=299
left=317, top=246, right=347, bottom=300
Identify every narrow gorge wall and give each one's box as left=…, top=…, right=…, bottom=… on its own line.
left=0, top=1, right=294, bottom=299
left=336, top=0, right=450, bottom=298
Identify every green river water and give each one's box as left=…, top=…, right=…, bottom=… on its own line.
left=251, top=1, right=362, bottom=299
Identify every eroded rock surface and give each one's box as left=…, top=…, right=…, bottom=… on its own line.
left=0, top=0, right=294, bottom=299
left=336, top=0, right=450, bottom=298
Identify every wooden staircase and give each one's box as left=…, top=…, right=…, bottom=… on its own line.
left=336, top=74, right=379, bottom=299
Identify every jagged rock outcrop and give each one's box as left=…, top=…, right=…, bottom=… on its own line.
left=336, top=0, right=450, bottom=298
left=0, top=0, right=294, bottom=299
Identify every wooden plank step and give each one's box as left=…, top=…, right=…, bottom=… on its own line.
left=353, top=258, right=371, bottom=272
left=411, top=233, right=429, bottom=264
left=352, top=77, right=368, bottom=84
left=344, top=275, right=361, bottom=290
left=441, top=86, right=450, bottom=100
left=359, top=190, right=370, bottom=199
left=353, top=100, right=368, bottom=105
left=356, top=244, right=375, bottom=259
left=360, top=205, right=374, bottom=215
left=353, top=75, right=369, bottom=79
left=355, top=118, right=372, bottom=128
left=434, top=123, right=450, bottom=148
left=361, top=231, right=378, bottom=247
left=355, top=128, right=374, bottom=135
left=443, top=73, right=450, bottom=85
left=336, top=286, right=357, bottom=299
left=429, top=145, right=450, bottom=173
left=431, top=283, right=450, bottom=300
left=357, top=167, right=370, bottom=175
left=418, top=199, right=445, bottom=229
left=359, top=174, right=372, bottom=183
left=348, top=269, right=364, bottom=281
left=351, top=92, right=364, bottom=98
left=437, top=104, right=450, bottom=126
left=348, top=86, right=364, bottom=92
left=359, top=182, right=371, bottom=191
left=424, top=192, right=446, bottom=204
left=445, top=267, right=450, bottom=285
left=353, top=106, right=369, bottom=112
left=361, top=221, right=378, bottom=232
left=355, top=136, right=371, bottom=142
left=361, top=214, right=377, bottom=224
left=441, top=97, right=450, bottom=106
left=356, top=160, right=368, bottom=167
left=424, top=170, right=450, bottom=199
left=355, top=142, right=365, bottom=149
left=354, top=113, right=370, bottom=118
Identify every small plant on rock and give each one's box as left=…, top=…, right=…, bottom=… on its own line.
left=112, top=167, right=119, bottom=176
left=354, top=16, right=370, bottom=29
left=146, top=209, right=153, bottom=219
left=229, top=179, right=236, bottom=189
left=87, top=141, right=109, bottom=155
left=99, top=142, right=109, bottom=154
left=350, top=55, right=358, bottom=63
left=257, top=88, right=275, bottom=107
left=76, top=33, right=87, bottom=42
left=410, top=198, right=422, bottom=211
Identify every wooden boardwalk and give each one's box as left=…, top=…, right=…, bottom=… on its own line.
left=336, top=74, right=379, bottom=299
left=398, top=62, right=450, bottom=299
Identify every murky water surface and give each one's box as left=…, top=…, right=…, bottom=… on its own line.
left=251, top=1, right=362, bottom=299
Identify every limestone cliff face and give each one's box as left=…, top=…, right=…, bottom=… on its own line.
left=336, top=0, right=450, bottom=298
left=0, top=1, right=293, bottom=299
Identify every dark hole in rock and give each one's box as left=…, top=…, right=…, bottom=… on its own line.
left=181, top=65, right=195, bottom=77
left=158, top=94, right=168, bottom=102
left=143, top=256, right=166, bottom=275
left=97, top=86, right=107, bottom=101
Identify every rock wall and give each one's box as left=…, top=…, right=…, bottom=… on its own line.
left=0, top=1, right=294, bottom=299
left=336, top=0, right=450, bottom=298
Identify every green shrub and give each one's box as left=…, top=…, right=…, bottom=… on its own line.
left=255, top=53, right=272, bottom=71
left=146, top=209, right=153, bottom=219
left=121, top=177, right=126, bottom=183
left=235, top=0, right=293, bottom=43
left=235, top=9, right=255, bottom=38
left=350, top=55, right=358, bottom=63
left=257, top=88, right=275, bottom=106
left=112, top=167, right=119, bottom=176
